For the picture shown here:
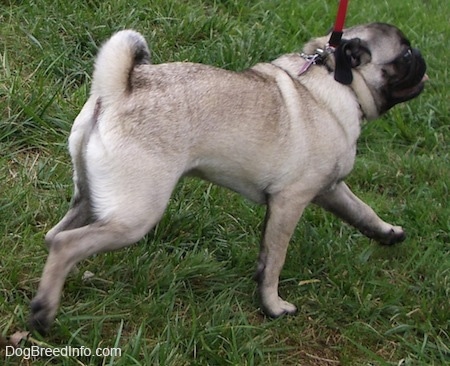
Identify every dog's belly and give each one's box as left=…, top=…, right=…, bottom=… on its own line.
left=186, top=138, right=357, bottom=205
left=188, top=165, right=268, bottom=204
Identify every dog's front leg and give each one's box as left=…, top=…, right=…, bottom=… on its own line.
left=314, top=181, right=406, bottom=245
left=255, top=190, right=309, bottom=317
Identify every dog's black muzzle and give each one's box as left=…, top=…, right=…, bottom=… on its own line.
left=386, top=48, right=427, bottom=109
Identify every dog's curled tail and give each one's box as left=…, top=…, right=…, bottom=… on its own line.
left=91, top=30, right=150, bottom=103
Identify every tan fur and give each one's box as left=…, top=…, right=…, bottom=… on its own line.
left=30, top=24, right=426, bottom=334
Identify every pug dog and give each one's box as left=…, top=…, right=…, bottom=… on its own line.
left=30, top=23, right=427, bottom=334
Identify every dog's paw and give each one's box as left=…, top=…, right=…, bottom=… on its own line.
left=261, top=296, right=298, bottom=318
left=364, top=225, right=406, bottom=246
left=378, top=225, right=406, bottom=245
left=29, top=298, right=54, bottom=336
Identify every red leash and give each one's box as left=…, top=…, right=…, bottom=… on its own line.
left=334, top=0, right=349, bottom=34
left=328, top=0, right=349, bottom=47
left=298, top=0, right=350, bottom=77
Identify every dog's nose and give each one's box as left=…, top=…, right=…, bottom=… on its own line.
left=412, top=48, right=423, bottom=58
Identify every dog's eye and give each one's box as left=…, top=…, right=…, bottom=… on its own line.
left=402, top=48, right=413, bottom=63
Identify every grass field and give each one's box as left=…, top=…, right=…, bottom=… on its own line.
left=1, top=0, right=448, bottom=364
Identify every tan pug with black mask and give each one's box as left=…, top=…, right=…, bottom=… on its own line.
left=30, top=23, right=427, bottom=334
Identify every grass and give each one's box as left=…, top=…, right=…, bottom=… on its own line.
left=0, top=0, right=448, bottom=364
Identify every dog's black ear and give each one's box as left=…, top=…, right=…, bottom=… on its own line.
left=334, top=38, right=371, bottom=85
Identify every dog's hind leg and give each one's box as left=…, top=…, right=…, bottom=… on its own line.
left=30, top=177, right=177, bottom=334
left=314, top=181, right=406, bottom=245
left=44, top=197, right=91, bottom=248
left=31, top=220, right=146, bottom=334
left=45, top=98, right=101, bottom=247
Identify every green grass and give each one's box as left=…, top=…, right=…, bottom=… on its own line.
left=1, top=0, right=448, bottom=364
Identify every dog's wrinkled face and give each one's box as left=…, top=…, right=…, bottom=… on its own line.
left=341, top=23, right=427, bottom=113
left=304, top=23, right=427, bottom=116
left=379, top=44, right=427, bottom=110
